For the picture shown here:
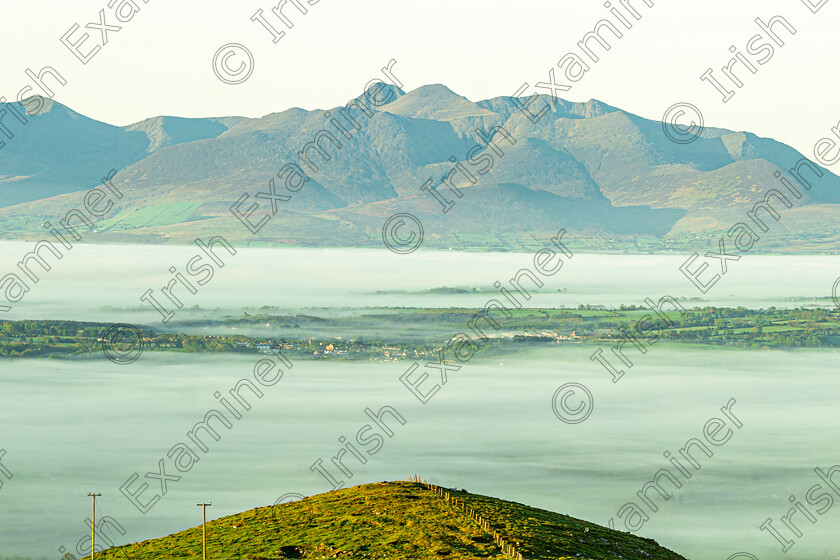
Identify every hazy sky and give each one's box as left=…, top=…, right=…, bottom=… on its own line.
left=1, top=0, right=837, bottom=157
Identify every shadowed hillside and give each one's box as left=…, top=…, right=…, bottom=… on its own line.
left=0, top=99, right=242, bottom=207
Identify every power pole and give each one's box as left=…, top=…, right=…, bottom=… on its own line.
left=196, top=502, right=212, bottom=560
left=87, top=492, right=101, bottom=560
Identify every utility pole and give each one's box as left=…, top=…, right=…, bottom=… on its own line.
left=196, top=502, right=212, bottom=560
left=87, top=492, right=101, bottom=560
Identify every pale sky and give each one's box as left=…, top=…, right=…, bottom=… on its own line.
left=1, top=0, right=837, bottom=158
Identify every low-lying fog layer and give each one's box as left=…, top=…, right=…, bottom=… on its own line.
left=0, top=242, right=838, bottom=325
left=1, top=347, right=837, bottom=559
left=1, top=243, right=838, bottom=559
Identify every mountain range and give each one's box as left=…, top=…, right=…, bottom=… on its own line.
left=1, top=86, right=838, bottom=253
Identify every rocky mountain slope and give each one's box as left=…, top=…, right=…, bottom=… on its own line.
left=1, top=86, right=837, bottom=252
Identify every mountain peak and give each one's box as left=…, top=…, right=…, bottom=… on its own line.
left=583, top=98, right=618, bottom=116
left=411, top=83, right=462, bottom=97
left=123, top=115, right=240, bottom=152
left=2, top=96, right=71, bottom=119
left=383, top=83, right=497, bottom=120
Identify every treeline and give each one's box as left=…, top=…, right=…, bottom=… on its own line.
left=616, top=307, right=840, bottom=349
left=1, top=305, right=839, bottom=360
left=0, top=320, right=260, bottom=359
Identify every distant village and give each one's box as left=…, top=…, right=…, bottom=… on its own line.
left=228, top=330, right=582, bottom=362
left=226, top=331, right=580, bottom=362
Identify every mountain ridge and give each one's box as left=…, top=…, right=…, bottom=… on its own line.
left=1, top=86, right=837, bottom=253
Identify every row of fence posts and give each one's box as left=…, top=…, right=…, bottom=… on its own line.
left=406, top=475, right=524, bottom=560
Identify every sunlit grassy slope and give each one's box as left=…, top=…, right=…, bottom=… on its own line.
left=98, top=481, right=687, bottom=560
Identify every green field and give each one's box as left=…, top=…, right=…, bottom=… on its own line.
left=96, top=202, right=203, bottom=231
left=95, top=481, right=687, bottom=560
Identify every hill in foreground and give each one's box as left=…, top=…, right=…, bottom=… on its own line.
left=98, top=481, right=687, bottom=560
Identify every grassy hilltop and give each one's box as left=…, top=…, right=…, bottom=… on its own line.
left=98, top=481, right=687, bottom=560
